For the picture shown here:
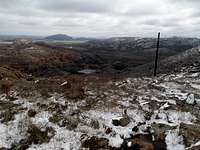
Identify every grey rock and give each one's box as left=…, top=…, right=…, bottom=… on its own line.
left=186, top=94, right=195, bottom=105
left=112, top=116, right=130, bottom=127
left=81, top=135, right=109, bottom=149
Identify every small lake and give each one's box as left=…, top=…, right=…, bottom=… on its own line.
left=77, top=69, right=96, bottom=74
left=0, top=41, right=13, bottom=45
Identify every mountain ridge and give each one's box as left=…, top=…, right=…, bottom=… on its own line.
left=45, top=34, right=73, bottom=41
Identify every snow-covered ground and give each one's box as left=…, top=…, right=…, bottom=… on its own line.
left=0, top=68, right=200, bottom=149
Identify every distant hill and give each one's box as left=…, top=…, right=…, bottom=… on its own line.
left=0, top=35, right=44, bottom=41
left=45, top=34, right=73, bottom=41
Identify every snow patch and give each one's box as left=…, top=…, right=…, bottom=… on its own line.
left=191, top=84, right=200, bottom=90
left=109, top=134, right=123, bottom=148
left=165, top=130, right=185, bottom=150
left=31, top=111, right=52, bottom=128
left=0, top=113, right=29, bottom=148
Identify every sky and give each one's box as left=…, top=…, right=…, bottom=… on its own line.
left=0, top=0, right=200, bottom=37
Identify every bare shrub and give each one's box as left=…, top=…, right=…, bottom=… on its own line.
left=1, top=78, right=13, bottom=96
left=63, top=75, right=85, bottom=100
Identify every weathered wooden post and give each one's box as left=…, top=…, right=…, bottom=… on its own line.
left=154, top=32, right=160, bottom=77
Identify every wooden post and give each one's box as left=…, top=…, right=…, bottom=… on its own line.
left=154, top=32, right=160, bottom=77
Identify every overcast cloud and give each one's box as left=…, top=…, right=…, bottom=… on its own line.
left=0, top=0, right=200, bottom=37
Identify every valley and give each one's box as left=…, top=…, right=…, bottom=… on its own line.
left=0, top=36, right=200, bottom=149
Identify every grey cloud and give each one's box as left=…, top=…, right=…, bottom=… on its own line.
left=37, top=0, right=114, bottom=13
left=125, top=8, right=158, bottom=17
left=189, top=8, right=200, bottom=18
left=140, top=17, right=183, bottom=27
left=0, top=0, right=200, bottom=37
left=167, top=0, right=200, bottom=4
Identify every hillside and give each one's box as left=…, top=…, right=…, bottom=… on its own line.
left=0, top=40, right=81, bottom=76
left=0, top=61, right=200, bottom=149
left=128, top=47, right=200, bottom=76
left=74, top=37, right=200, bottom=76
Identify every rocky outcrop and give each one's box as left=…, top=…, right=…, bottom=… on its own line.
left=112, top=116, right=130, bottom=127
left=122, top=134, right=166, bottom=150
left=81, top=135, right=109, bottom=149
left=180, top=123, right=200, bottom=147
left=14, top=38, right=32, bottom=47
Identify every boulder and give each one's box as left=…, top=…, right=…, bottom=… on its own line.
left=112, top=116, right=130, bottom=127
left=81, top=135, right=109, bottom=149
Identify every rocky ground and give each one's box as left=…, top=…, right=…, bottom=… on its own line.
left=0, top=64, right=200, bottom=150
